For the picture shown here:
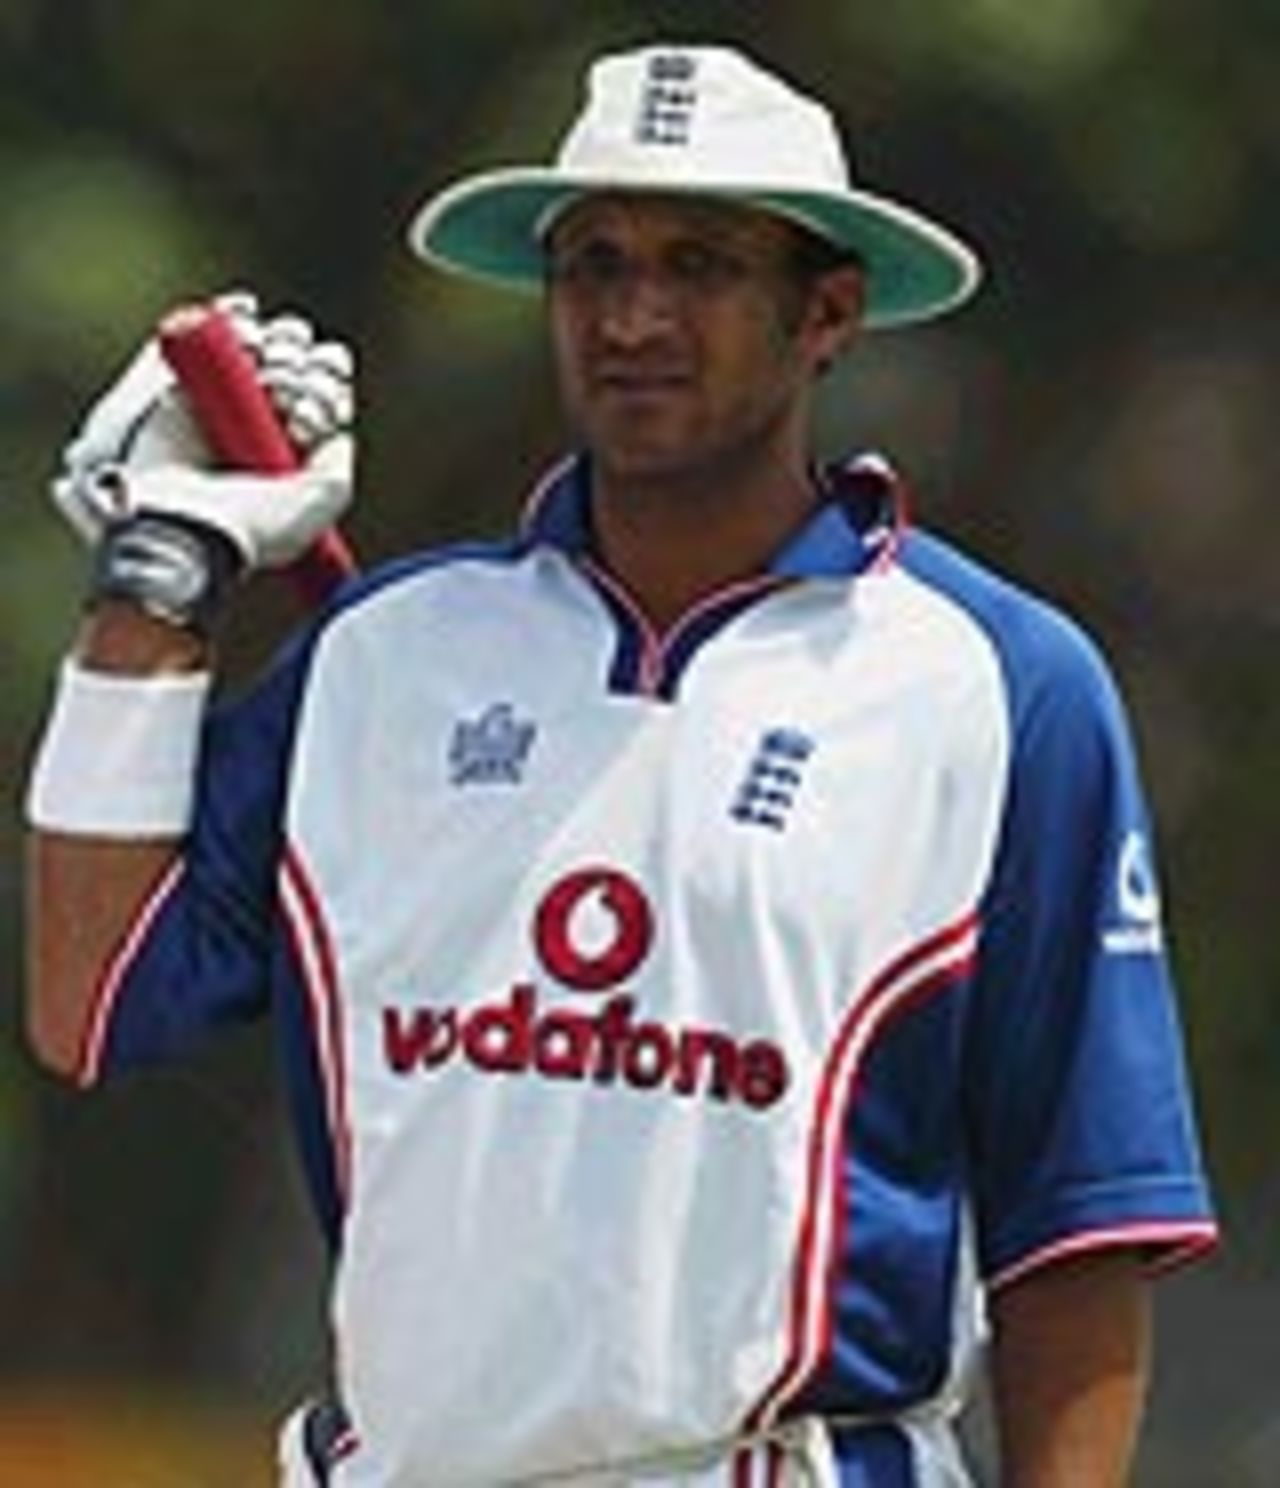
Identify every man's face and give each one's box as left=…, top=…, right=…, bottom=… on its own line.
left=545, top=194, right=860, bottom=485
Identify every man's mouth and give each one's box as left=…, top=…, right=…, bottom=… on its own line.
left=593, top=369, right=693, bottom=396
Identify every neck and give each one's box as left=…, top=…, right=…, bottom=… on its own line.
left=589, top=439, right=818, bottom=634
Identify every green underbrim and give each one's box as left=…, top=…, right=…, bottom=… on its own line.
left=408, top=174, right=982, bottom=329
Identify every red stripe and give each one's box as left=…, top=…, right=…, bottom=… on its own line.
left=799, top=921, right=979, bottom=1399
left=330, top=1426, right=361, bottom=1463
left=766, top=1441, right=786, bottom=1487
left=815, top=951, right=979, bottom=1371
left=875, top=465, right=912, bottom=572
left=861, top=913, right=978, bottom=1009
left=281, top=845, right=353, bottom=1205
left=989, top=1219, right=1220, bottom=1293
left=744, top=915, right=979, bottom=1433
left=75, top=859, right=185, bottom=1087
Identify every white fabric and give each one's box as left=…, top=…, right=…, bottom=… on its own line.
left=903, top=1416, right=974, bottom=1488
left=277, top=1403, right=327, bottom=1488
left=514, top=1414, right=841, bottom=1486
left=329, top=1414, right=850, bottom=1487
left=277, top=1405, right=312, bottom=1487
left=555, top=47, right=852, bottom=196
left=52, top=291, right=259, bottom=545
left=255, top=316, right=355, bottom=449
left=25, top=660, right=211, bottom=837
left=117, top=434, right=354, bottom=569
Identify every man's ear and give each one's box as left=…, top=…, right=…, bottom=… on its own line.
left=807, top=266, right=865, bottom=376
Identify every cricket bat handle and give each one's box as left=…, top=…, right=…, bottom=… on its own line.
left=158, top=303, right=358, bottom=608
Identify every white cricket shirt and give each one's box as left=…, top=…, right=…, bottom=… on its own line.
left=87, top=454, right=1216, bottom=1486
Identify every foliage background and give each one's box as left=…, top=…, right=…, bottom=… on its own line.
left=2, top=1, right=1277, bottom=1482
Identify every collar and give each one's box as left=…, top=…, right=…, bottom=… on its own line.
left=520, top=451, right=906, bottom=580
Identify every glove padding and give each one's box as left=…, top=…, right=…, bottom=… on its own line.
left=51, top=291, right=355, bottom=571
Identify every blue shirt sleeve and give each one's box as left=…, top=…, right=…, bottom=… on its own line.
left=962, top=596, right=1215, bottom=1282
left=99, top=641, right=310, bottom=1072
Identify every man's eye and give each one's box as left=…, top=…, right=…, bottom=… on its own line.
left=545, top=239, right=752, bottom=295
left=667, top=243, right=746, bottom=289
left=548, top=243, right=628, bottom=288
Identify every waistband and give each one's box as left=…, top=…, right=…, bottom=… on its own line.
left=500, top=1400, right=966, bottom=1488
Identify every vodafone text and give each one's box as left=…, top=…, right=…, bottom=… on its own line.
left=381, top=866, right=791, bottom=1111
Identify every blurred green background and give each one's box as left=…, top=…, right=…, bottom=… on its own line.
left=2, top=1, right=1277, bottom=1483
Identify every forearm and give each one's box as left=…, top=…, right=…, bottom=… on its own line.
left=25, top=603, right=211, bottom=1077
left=26, top=832, right=182, bottom=1076
left=26, top=294, right=353, bottom=1079
left=989, top=1249, right=1152, bottom=1488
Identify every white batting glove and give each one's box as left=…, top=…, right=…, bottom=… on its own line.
left=51, top=291, right=355, bottom=572
left=253, top=311, right=355, bottom=453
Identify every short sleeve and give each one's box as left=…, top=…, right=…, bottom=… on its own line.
left=963, top=610, right=1216, bottom=1287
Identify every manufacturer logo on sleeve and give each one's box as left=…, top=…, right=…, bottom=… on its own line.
left=1102, top=830, right=1165, bottom=956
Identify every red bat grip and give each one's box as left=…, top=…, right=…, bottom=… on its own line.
left=158, top=304, right=357, bottom=608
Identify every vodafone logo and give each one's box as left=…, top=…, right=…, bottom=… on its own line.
left=533, top=867, right=654, bottom=992
left=383, top=866, right=790, bottom=1111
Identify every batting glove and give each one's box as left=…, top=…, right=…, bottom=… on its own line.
left=51, top=291, right=355, bottom=572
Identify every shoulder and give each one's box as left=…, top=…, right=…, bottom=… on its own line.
left=895, top=528, right=1126, bottom=733
left=313, top=536, right=533, bottom=626
left=279, top=536, right=537, bottom=668
left=210, top=538, right=534, bottom=732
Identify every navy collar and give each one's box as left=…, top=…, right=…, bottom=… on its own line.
left=521, top=451, right=905, bottom=581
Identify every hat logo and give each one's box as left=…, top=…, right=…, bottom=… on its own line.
left=635, top=52, right=698, bottom=146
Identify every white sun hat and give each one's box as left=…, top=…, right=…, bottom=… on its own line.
left=407, top=44, right=983, bottom=329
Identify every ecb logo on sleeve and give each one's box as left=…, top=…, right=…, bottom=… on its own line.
left=1102, top=830, right=1165, bottom=956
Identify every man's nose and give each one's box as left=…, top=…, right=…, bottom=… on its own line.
left=597, top=264, right=681, bottom=343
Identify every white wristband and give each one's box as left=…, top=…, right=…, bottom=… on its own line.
left=26, top=660, right=212, bottom=838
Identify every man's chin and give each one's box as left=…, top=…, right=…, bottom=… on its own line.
left=592, top=441, right=706, bottom=486
left=578, top=416, right=691, bottom=479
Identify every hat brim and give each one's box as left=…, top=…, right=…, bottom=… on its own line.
left=407, top=168, right=982, bottom=329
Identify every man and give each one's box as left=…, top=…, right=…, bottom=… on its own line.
left=25, top=43, right=1216, bottom=1487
